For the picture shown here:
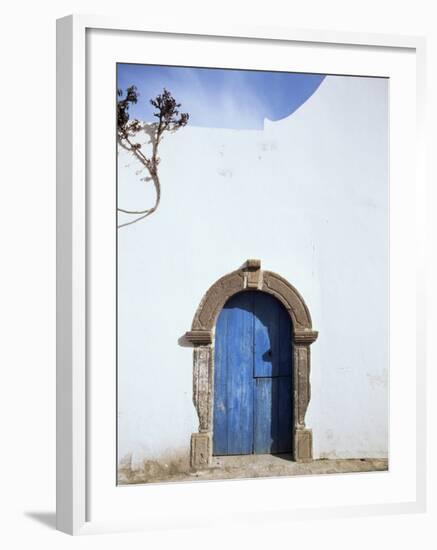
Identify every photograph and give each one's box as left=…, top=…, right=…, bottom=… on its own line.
left=116, top=62, right=389, bottom=485
left=0, top=0, right=429, bottom=543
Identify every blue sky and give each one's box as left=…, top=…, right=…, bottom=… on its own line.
left=117, top=64, right=326, bottom=130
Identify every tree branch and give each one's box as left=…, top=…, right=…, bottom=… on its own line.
left=117, top=87, right=188, bottom=228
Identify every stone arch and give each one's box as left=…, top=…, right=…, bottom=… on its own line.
left=185, top=260, right=318, bottom=468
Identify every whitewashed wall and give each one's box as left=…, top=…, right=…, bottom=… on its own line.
left=117, top=75, right=388, bottom=469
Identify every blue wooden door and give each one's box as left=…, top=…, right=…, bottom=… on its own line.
left=213, top=291, right=293, bottom=455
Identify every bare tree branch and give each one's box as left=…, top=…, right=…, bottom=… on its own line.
left=117, top=87, right=189, bottom=228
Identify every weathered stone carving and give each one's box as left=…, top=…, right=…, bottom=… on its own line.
left=185, top=330, right=212, bottom=345
left=193, top=271, right=244, bottom=330
left=295, top=345, right=311, bottom=428
left=294, top=428, right=313, bottom=462
left=190, top=433, right=211, bottom=468
left=244, top=258, right=262, bottom=289
left=192, top=346, right=212, bottom=432
left=294, top=329, right=318, bottom=345
left=263, top=271, right=312, bottom=329
left=185, top=260, right=318, bottom=467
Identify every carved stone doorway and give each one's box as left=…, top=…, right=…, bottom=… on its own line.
left=184, top=260, right=318, bottom=468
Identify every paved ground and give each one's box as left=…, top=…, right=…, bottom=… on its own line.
left=118, top=454, right=388, bottom=485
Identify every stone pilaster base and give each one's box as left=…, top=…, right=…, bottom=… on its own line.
left=190, top=432, right=211, bottom=468
left=294, top=428, right=313, bottom=461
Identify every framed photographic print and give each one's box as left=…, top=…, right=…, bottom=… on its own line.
left=56, top=15, right=426, bottom=535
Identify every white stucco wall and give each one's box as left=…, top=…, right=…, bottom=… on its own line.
left=117, top=74, right=388, bottom=469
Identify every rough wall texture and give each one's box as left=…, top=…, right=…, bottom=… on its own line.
left=117, top=75, right=388, bottom=470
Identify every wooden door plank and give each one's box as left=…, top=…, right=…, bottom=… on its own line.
left=277, top=376, right=293, bottom=452
left=253, top=292, right=291, bottom=378
left=226, top=292, right=254, bottom=454
left=253, top=377, right=274, bottom=453
left=213, top=292, right=254, bottom=455
left=253, top=292, right=293, bottom=454
left=253, top=292, right=279, bottom=377
left=277, top=301, right=293, bottom=377
left=212, top=304, right=229, bottom=455
left=254, top=376, right=292, bottom=454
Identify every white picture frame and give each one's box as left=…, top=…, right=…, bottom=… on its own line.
left=56, top=14, right=427, bottom=535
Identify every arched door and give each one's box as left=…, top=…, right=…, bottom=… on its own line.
left=213, top=291, right=293, bottom=456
